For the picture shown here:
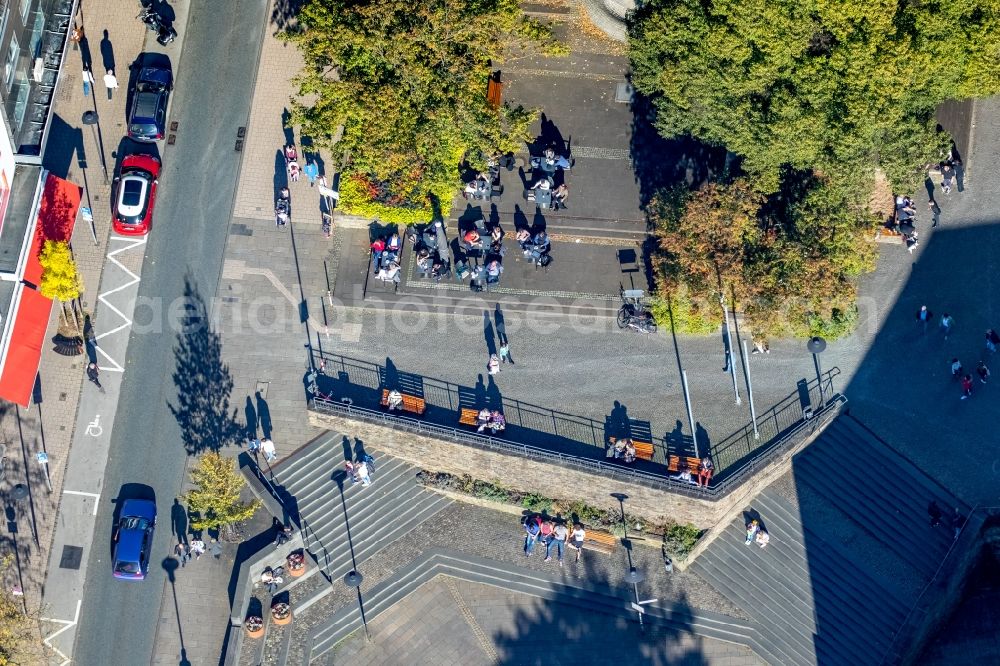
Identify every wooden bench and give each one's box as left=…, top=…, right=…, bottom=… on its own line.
left=608, top=437, right=654, bottom=461
left=459, top=408, right=480, bottom=426
left=584, top=530, right=618, bottom=555
left=667, top=455, right=704, bottom=474
left=380, top=389, right=426, bottom=416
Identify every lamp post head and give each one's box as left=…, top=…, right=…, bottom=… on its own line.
left=344, top=570, right=363, bottom=588
left=610, top=492, right=629, bottom=503
left=82, top=110, right=98, bottom=125
left=807, top=336, right=827, bottom=354
left=10, top=484, right=28, bottom=502
left=624, top=567, right=645, bottom=585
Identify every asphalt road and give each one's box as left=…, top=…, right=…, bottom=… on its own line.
left=72, top=0, right=269, bottom=664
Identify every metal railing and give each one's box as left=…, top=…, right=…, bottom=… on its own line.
left=309, top=392, right=846, bottom=501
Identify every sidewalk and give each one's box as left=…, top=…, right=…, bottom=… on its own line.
left=0, top=0, right=146, bottom=657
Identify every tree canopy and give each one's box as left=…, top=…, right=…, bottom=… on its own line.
left=650, top=178, right=875, bottom=338
left=629, top=0, right=1000, bottom=192
left=286, top=0, right=561, bottom=213
left=38, top=240, right=81, bottom=302
left=184, top=453, right=260, bottom=539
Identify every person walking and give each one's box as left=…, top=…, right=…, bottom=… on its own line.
left=174, top=541, right=190, bottom=567
left=488, top=354, right=500, bottom=376
left=929, top=199, right=941, bottom=227
left=190, top=538, right=206, bottom=560
left=916, top=306, right=933, bottom=332
left=941, top=162, right=955, bottom=195
left=261, top=437, right=277, bottom=462
left=356, top=460, right=372, bottom=487
left=523, top=515, right=541, bottom=557
left=544, top=522, right=568, bottom=566
left=103, top=69, right=118, bottom=100
left=344, top=460, right=359, bottom=485
left=498, top=342, right=512, bottom=364
left=987, top=329, right=1000, bottom=352
left=303, top=159, right=319, bottom=187
left=961, top=374, right=973, bottom=400
left=950, top=358, right=963, bottom=380
left=86, top=362, right=102, bottom=389
left=977, top=361, right=990, bottom=384
left=939, top=313, right=954, bottom=339
left=569, top=523, right=586, bottom=563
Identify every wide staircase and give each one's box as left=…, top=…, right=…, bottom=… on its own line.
left=269, top=432, right=452, bottom=581
left=691, top=415, right=970, bottom=665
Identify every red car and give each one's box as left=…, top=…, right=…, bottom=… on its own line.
left=112, top=155, right=161, bottom=236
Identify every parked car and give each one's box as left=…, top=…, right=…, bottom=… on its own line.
left=112, top=154, right=161, bottom=236
left=112, top=499, right=156, bottom=581
left=127, top=65, right=172, bottom=142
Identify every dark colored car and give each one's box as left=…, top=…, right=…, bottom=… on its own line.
left=127, top=65, right=172, bottom=142
left=112, top=499, right=156, bottom=581
left=112, top=154, right=161, bottom=236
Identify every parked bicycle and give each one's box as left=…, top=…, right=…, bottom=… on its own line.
left=618, top=288, right=656, bottom=334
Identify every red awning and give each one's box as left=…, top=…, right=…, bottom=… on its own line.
left=23, top=174, right=82, bottom=287
left=0, top=288, right=53, bottom=406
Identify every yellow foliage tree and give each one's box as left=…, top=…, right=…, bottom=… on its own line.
left=37, top=240, right=83, bottom=332
left=0, top=555, right=42, bottom=665
left=184, top=453, right=260, bottom=540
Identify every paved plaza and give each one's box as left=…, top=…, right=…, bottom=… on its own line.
left=332, top=576, right=763, bottom=666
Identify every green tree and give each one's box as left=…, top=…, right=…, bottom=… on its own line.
left=38, top=240, right=83, bottom=332
left=285, top=0, right=561, bottom=214
left=184, top=453, right=260, bottom=540
left=629, top=0, right=1000, bottom=193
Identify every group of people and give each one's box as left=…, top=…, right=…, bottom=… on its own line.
left=344, top=454, right=376, bottom=487
left=174, top=537, right=215, bottom=566
left=371, top=232, right=403, bottom=283
left=515, top=228, right=552, bottom=266
left=527, top=147, right=572, bottom=210
left=475, top=407, right=506, bottom=434
left=745, top=519, right=770, bottom=548
left=523, top=514, right=587, bottom=566
left=608, top=437, right=637, bottom=463
left=669, top=457, right=714, bottom=487
left=920, top=306, right=997, bottom=401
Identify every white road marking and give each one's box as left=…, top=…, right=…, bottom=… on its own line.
left=95, top=236, right=147, bottom=372
left=41, top=598, right=81, bottom=666
left=63, top=490, right=102, bottom=515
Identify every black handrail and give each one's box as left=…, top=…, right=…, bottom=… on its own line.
left=308, top=393, right=846, bottom=501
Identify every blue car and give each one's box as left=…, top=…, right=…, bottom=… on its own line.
left=127, top=65, right=172, bottom=142
left=112, top=499, right=156, bottom=580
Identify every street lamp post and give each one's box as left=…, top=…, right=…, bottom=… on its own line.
left=610, top=493, right=657, bottom=629
left=807, top=336, right=827, bottom=407
left=344, top=570, right=371, bottom=641
left=81, top=111, right=108, bottom=183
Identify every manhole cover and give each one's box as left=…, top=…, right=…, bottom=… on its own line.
left=59, top=545, right=83, bottom=570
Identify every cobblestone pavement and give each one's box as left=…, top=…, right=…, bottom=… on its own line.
left=332, top=576, right=764, bottom=666
left=0, top=0, right=145, bottom=633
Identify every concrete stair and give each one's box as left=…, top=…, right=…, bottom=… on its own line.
left=304, top=549, right=758, bottom=664
left=269, top=434, right=452, bottom=581
left=690, top=415, right=970, bottom=665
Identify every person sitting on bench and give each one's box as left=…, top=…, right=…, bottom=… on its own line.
left=623, top=439, right=637, bottom=464
left=488, top=410, right=506, bottom=433
left=697, top=457, right=714, bottom=487
left=386, top=389, right=403, bottom=411
left=670, top=469, right=697, bottom=485
left=612, top=437, right=630, bottom=460
left=475, top=407, right=492, bottom=433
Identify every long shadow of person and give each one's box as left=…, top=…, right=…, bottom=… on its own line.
left=538, top=113, right=567, bottom=155
left=79, top=36, right=93, bottom=72
left=341, top=435, right=353, bottom=462
left=384, top=357, right=400, bottom=389
left=486, top=376, right=503, bottom=412
left=609, top=400, right=630, bottom=438
left=531, top=208, right=547, bottom=235
left=100, top=30, right=115, bottom=73
left=170, top=498, right=188, bottom=545
left=513, top=204, right=529, bottom=232
left=695, top=423, right=712, bottom=460
left=353, top=437, right=368, bottom=462
left=494, top=304, right=508, bottom=346
left=489, top=203, right=500, bottom=229
left=483, top=311, right=497, bottom=356
left=244, top=397, right=258, bottom=440
left=474, top=374, right=487, bottom=407
left=255, top=391, right=272, bottom=439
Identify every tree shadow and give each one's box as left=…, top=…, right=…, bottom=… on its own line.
left=167, top=277, right=241, bottom=455
left=628, top=92, right=731, bottom=212
left=270, top=0, right=305, bottom=32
